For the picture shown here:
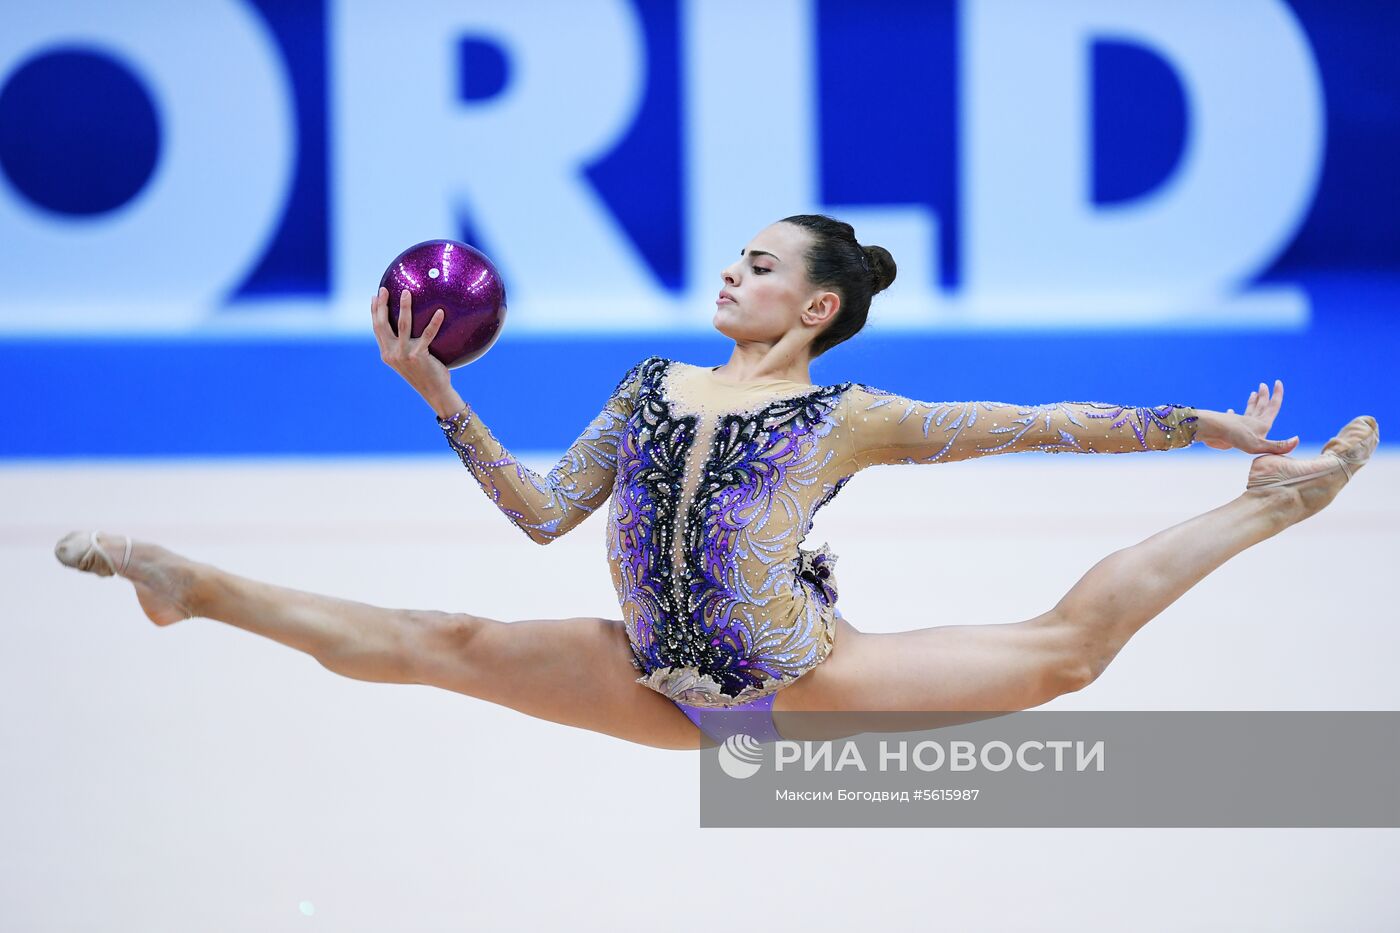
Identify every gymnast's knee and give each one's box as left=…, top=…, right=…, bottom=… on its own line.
left=1033, top=611, right=1101, bottom=697
left=1052, top=658, right=1100, bottom=697
left=408, top=610, right=492, bottom=678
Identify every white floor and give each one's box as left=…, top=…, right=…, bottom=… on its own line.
left=2, top=450, right=1397, bottom=932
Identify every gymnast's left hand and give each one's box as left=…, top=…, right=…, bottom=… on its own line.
left=373, top=286, right=455, bottom=405
left=1193, top=380, right=1300, bottom=454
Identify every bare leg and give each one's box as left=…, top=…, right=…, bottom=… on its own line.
left=776, top=418, right=1375, bottom=720
left=775, top=492, right=1303, bottom=720
left=1048, top=489, right=1291, bottom=684
left=1052, top=416, right=1376, bottom=684
left=56, top=536, right=704, bottom=750
left=191, top=558, right=437, bottom=685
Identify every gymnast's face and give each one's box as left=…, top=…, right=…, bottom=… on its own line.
left=713, top=222, right=840, bottom=351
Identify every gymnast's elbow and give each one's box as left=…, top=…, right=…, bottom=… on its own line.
left=520, top=525, right=560, bottom=546
left=519, top=517, right=577, bottom=546
left=515, top=500, right=602, bottom=545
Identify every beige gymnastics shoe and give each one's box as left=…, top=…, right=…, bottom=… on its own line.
left=54, top=530, right=194, bottom=625
left=1245, top=416, right=1378, bottom=500
left=54, top=530, right=132, bottom=577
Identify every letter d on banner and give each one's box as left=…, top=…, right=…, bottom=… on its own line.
left=963, top=0, right=1324, bottom=325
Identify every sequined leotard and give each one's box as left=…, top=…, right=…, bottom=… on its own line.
left=437, top=357, right=1198, bottom=732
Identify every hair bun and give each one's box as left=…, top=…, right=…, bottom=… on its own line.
left=777, top=213, right=897, bottom=356
left=861, top=245, right=897, bottom=295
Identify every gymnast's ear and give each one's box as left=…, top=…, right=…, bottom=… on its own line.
left=803, top=289, right=841, bottom=328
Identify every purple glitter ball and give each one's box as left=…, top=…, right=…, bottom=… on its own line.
left=378, top=239, right=507, bottom=369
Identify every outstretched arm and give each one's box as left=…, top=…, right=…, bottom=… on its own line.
left=372, top=287, right=647, bottom=544
left=842, top=384, right=1200, bottom=470
left=436, top=361, right=649, bottom=544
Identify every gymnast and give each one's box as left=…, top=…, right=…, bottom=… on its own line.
left=56, top=214, right=1379, bottom=750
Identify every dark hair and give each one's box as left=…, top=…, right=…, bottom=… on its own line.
left=780, top=213, right=897, bottom=357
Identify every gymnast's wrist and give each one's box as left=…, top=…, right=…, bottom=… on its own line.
left=428, top=390, right=469, bottom=421
left=1185, top=408, right=1218, bottom=446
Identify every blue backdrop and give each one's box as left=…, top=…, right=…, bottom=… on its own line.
left=2, top=0, right=1396, bottom=457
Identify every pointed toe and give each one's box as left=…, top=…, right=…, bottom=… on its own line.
left=53, top=530, right=131, bottom=578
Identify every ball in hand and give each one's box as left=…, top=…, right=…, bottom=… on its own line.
left=378, top=239, right=507, bottom=369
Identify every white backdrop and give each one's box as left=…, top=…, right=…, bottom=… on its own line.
left=4, top=450, right=1397, bottom=931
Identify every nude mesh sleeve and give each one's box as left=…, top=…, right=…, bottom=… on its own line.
left=435, top=359, right=649, bottom=543
left=842, top=384, right=1199, bottom=470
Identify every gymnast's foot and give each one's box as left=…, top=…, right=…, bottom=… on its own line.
left=1244, top=415, right=1379, bottom=521
left=54, top=531, right=200, bottom=626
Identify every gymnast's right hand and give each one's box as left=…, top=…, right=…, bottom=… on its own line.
left=1194, top=379, right=1299, bottom=454
left=372, top=286, right=457, bottom=410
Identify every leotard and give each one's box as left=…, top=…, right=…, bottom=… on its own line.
left=436, top=357, right=1198, bottom=734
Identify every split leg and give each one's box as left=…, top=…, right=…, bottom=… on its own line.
left=58, top=535, right=705, bottom=750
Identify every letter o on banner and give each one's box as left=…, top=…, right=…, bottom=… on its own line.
left=0, top=0, right=295, bottom=331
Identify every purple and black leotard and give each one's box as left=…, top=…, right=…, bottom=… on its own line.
left=437, top=357, right=1198, bottom=742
